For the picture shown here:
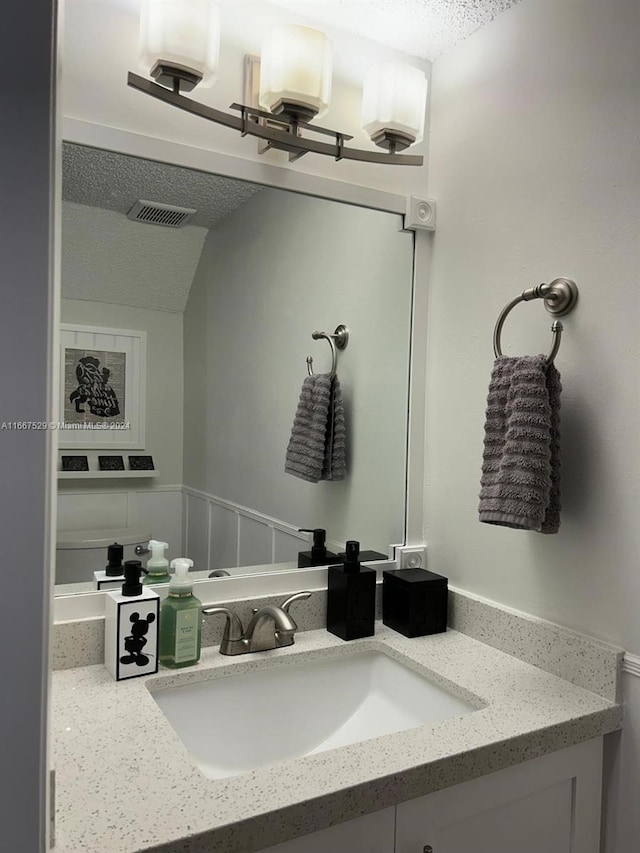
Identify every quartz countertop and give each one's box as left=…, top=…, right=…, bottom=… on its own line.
left=52, top=624, right=621, bottom=853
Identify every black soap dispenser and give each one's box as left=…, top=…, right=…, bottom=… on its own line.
left=298, top=528, right=337, bottom=568
left=326, top=540, right=376, bottom=641
left=105, top=542, right=124, bottom=577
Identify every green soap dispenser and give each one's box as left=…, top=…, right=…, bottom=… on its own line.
left=143, top=539, right=170, bottom=584
left=159, top=558, right=202, bottom=668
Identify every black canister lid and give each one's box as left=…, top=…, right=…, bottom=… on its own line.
left=383, top=568, right=448, bottom=588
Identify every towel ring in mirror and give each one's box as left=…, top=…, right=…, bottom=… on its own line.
left=493, top=278, right=578, bottom=366
left=306, top=324, right=349, bottom=379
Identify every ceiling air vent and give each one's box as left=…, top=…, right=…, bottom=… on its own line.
left=127, top=199, right=196, bottom=228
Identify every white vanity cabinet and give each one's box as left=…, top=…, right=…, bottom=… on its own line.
left=259, top=739, right=602, bottom=853
left=259, top=806, right=396, bottom=853
left=395, top=738, right=602, bottom=853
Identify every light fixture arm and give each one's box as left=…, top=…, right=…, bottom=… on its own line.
left=127, top=72, right=424, bottom=166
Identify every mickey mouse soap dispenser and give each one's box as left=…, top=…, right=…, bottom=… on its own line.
left=159, top=558, right=202, bottom=669
left=104, top=560, right=159, bottom=681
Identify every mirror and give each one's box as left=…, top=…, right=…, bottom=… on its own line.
left=55, top=143, right=414, bottom=595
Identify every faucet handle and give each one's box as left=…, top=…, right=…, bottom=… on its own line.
left=202, top=607, right=245, bottom=642
left=280, top=591, right=313, bottom=614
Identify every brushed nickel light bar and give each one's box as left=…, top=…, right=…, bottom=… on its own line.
left=133, top=2, right=426, bottom=168
left=127, top=72, right=424, bottom=167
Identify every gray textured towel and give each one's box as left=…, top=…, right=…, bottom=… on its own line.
left=479, top=355, right=561, bottom=533
left=285, top=373, right=346, bottom=483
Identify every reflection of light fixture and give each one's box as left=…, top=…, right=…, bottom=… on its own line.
left=129, top=2, right=426, bottom=167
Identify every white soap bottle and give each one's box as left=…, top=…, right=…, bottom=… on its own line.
left=104, top=560, right=159, bottom=681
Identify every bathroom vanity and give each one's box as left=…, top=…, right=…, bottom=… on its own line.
left=51, top=617, right=621, bottom=853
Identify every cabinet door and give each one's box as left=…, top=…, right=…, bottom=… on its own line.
left=257, top=805, right=395, bottom=853
left=397, top=779, right=572, bottom=853
left=396, top=739, right=602, bottom=853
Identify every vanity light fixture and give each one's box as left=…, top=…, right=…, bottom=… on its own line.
left=129, top=1, right=426, bottom=167
left=139, top=0, right=221, bottom=92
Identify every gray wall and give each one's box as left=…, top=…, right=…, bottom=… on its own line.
left=425, top=0, right=640, bottom=849
left=183, top=188, right=413, bottom=553
left=0, top=0, right=56, bottom=849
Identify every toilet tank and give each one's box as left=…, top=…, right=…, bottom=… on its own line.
left=56, top=527, right=151, bottom=585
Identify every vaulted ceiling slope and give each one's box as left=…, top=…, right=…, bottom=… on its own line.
left=61, top=144, right=263, bottom=313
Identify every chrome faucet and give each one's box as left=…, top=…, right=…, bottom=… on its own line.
left=203, top=592, right=312, bottom=655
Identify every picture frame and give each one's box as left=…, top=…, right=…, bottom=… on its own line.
left=59, top=324, right=146, bottom=449
left=128, top=455, right=155, bottom=471
left=61, top=455, right=89, bottom=472
left=98, top=455, right=125, bottom=471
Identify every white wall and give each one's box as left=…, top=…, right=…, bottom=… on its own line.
left=424, top=1, right=639, bottom=850
left=183, top=187, right=414, bottom=555
left=61, top=0, right=430, bottom=196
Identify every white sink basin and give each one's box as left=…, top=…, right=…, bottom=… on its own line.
left=150, top=650, right=476, bottom=780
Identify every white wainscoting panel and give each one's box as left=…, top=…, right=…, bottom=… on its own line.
left=238, top=515, right=274, bottom=567
left=185, top=490, right=209, bottom=573
left=56, top=486, right=183, bottom=560
left=210, top=502, right=239, bottom=570
left=183, top=486, right=314, bottom=573
left=274, top=530, right=308, bottom=564
left=128, top=488, right=183, bottom=562
left=57, top=490, right=129, bottom=532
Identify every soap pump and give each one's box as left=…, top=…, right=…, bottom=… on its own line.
left=159, top=558, right=202, bottom=668
left=297, top=528, right=337, bottom=568
left=104, top=560, right=159, bottom=681
left=143, top=539, right=170, bottom=584
left=326, top=540, right=376, bottom=641
left=94, top=542, right=126, bottom=590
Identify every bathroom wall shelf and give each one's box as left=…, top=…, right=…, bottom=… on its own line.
left=57, top=470, right=159, bottom=480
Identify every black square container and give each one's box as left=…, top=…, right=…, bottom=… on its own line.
left=382, top=568, right=448, bottom=638
left=326, top=565, right=376, bottom=641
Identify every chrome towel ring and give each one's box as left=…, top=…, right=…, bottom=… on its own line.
left=306, top=324, right=349, bottom=379
left=493, top=278, right=579, bottom=366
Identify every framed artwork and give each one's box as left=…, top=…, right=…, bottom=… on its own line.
left=61, top=455, right=89, bottom=472
left=98, top=455, right=125, bottom=471
left=128, top=455, right=155, bottom=471
left=59, top=324, right=146, bottom=449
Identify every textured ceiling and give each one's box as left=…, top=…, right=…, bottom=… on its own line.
left=61, top=143, right=264, bottom=312
left=62, top=143, right=263, bottom=229
left=62, top=202, right=208, bottom=314
left=268, top=0, right=523, bottom=60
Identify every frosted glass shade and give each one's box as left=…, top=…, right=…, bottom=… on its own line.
left=139, top=0, right=220, bottom=89
left=259, top=25, right=332, bottom=121
left=362, top=63, right=428, bottom=149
